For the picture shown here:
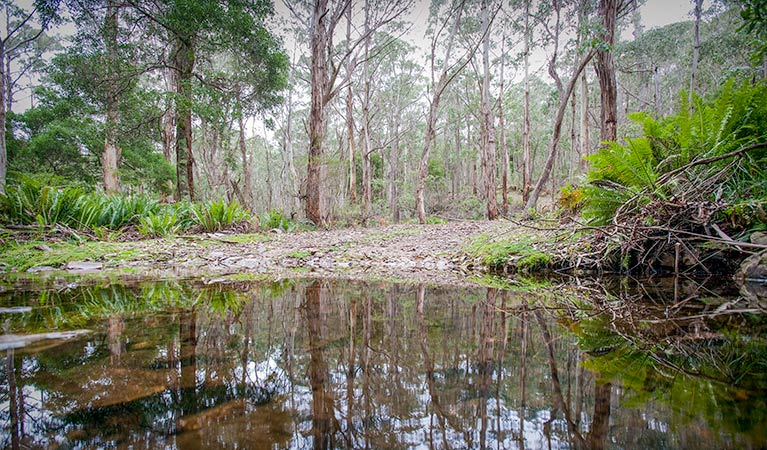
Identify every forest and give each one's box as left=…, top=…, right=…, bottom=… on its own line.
left=0, top=0, right=766, bottom=274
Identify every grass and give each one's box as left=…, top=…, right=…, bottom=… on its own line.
left=287, top=250, right=312, bottom=259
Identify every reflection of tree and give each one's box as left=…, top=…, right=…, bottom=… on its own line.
left=305, top=280, right=336, bottom=450
left=6, top=349, right=20, bottom=450
left=535, top=310, right=590, bottom=449
left=477, top=288, right=497, bottom=450
left=416, top=283, right=465, bottom=448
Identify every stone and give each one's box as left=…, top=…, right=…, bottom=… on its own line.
left=27, top=265, right=57, bottom=273
left=65, top=261, right=103, bottom=272
left=738, top=250, right=767, bottom=281
left=750, top=231, right=767, bottom=246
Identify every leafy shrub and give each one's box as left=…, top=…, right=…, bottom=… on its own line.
left=0, top=175, right=84, bottom=226
left=193, top=198, right=250, bottom=232
left=558, top=184, right=585, bottom=212
left=425, top=216, right=447, bottom=224
left=260, top=209, right=296, bottom=232
left=583, top=80, right=767, bottom=227
left=137, top=211, right=182, bottom=237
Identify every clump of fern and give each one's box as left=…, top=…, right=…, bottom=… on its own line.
left=193, top=198, right=251, bottom=232
left=583, top=80, right=767, bottom=230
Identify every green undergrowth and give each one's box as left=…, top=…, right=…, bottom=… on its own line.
left=0, top=239, right=140, bottom=272
left=466, top=233, right=556, bottom=273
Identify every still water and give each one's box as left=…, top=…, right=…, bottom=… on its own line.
left=0, top=277, right=765, bottom=449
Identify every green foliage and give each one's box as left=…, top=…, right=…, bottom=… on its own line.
left=260, top=209, right=296, bottom=232
left=583, top=80, right=767, bottom=227
left=424, top=216, right=447, bottom=224
left=137, top=211, right=182, bottom=237
left=193, top=198, right=250, bottom=232
left=466, top=233, right=553, bottom=271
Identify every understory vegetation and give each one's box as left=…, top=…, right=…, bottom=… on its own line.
left=0, top=174, right=309, bottom=240
left=578, top=80, right=767, bottom=274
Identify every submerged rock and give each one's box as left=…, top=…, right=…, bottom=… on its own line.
left=0, top=329, right=91, bottom=350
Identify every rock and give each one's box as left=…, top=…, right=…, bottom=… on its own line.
left=236, top=258, right=262, bottom=269
left=738, top=250, right=767, bottom=282
left=65, top=261, right=103, bottom=272
left=26, top=265, right=57, bottom=273
left=751, top=231, right=767, bottom=246
left=740, top=282, right=767, bottom=301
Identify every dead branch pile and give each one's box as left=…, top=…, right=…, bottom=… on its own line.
left=586, top=144, right=767, bottom=275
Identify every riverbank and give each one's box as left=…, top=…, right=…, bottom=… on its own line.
left=2, top=218, right=762, bottom=290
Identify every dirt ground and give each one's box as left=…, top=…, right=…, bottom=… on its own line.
left=102, top=220, right=513, bottom=286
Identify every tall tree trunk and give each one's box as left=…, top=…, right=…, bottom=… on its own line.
left=480, top=0, right=498, bottom=220
left=388, top=69, right=403, bottom=223
left=173, top=36, right=196, bottom=201
left=596, top=0, right=618, bottom=143
left=499, top=32, right=510, bottom=215
left=345, top=2, right=357, bottom=205
left=689, top=0, right=702, bottom=107
left=161, top=67, right=176, bottom=164
left=306, top=0, right=329, bottom=225
left=282, top=78, right=300, bottom=216
left=521, top=0, right=531, bottom=203
left=579, top=72, right=590, bottom=172
left=361, top=0, right=373, bottom=218
left=0, top=38, right=7, bottom=193
left=238, top=115, right=253, bottom=209
left=525, top=51, right=596, bottom=212
left=102, top=0, right=121, bottom=194
left=416, top=1, right=464, bottom=224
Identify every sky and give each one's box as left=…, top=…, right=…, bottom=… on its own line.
left=6, top=0, right=701, bottom=113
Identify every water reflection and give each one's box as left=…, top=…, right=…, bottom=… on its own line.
left=0, top=277, right=765, bottom=449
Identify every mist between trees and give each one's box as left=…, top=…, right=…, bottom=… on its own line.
left=1, top=0, right=765, bottom=228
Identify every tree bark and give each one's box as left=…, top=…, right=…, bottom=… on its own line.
left=306, top=0, right=329, bottom=225
left=596, top=0, right=618, bottom=143
left=238, top=115, right=253, bottom=209
left=499, top=30, right=510, bottom=215
left=102, top=0, right=121, bottom=194
left=360, top=0, right=373, bottom=218
left=161, top=67, right=176, bottom=164
left=521, top=0, right=532, bottom=203
left=0, top=37, right=7, bottom=194
left=689, top=0, right=702, bottom=107
left=173, top=35, right=196, bottom=201
left=480, top=0, right=498, bottom=220
left=579, top=72, right=590, bottom=172
left=345, top=2, right=357, bottom=205
left=415, top=1, right=464, bottom=224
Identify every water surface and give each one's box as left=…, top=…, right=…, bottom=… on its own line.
left=1, top=277, right=765, bottom=449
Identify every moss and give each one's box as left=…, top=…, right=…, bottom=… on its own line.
left=287, top=250, right=312, bottom=259
left=0, top=240, right=141, bottom=272
left=466, top=233, right=555, bottom=272
left=222, top=273, right=272, bottom=282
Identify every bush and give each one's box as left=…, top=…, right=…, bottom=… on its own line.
left=583, top=80, right=767, bottom=229
left=260, top=209, right=296, bottom=232
left=558, top=184, right=584, bottom=213
left=137, top=211, right=182, bottom=237
left=193, top=198, right=250, bottom=232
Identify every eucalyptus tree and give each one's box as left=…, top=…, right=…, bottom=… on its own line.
left=127, top=0, right=286, bottom=202
left=0, top=0, right=59, bottom=193
left=524, top=0, right=607, bottom=212
left=285, top=0, right=412, bottom=225
left=416, top=0, right=492, bottom=224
